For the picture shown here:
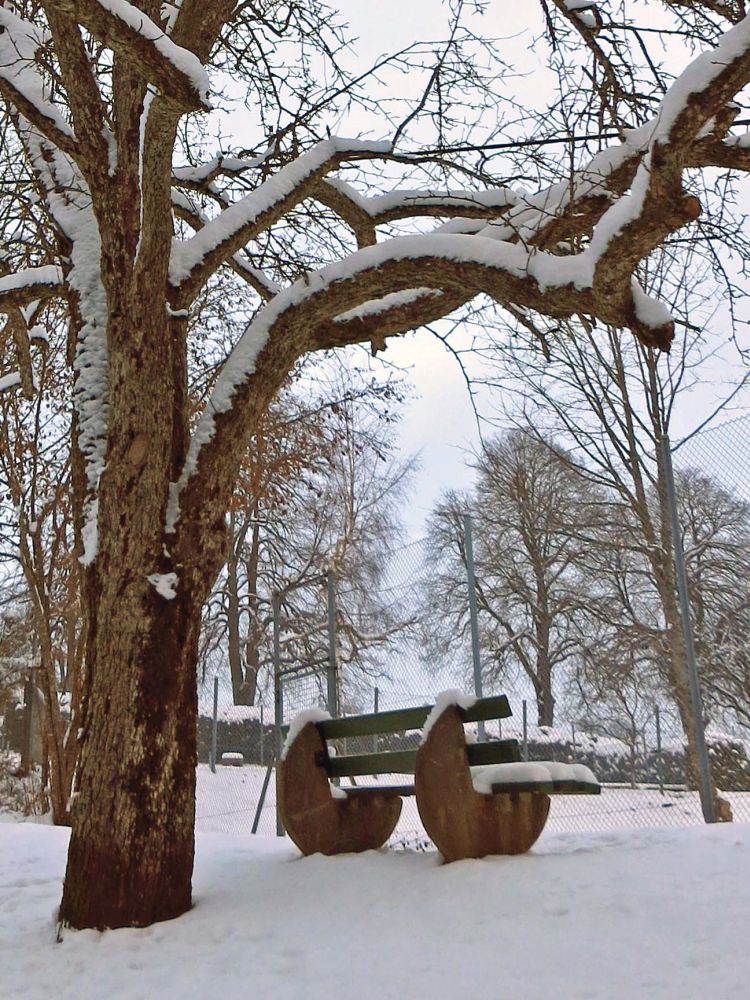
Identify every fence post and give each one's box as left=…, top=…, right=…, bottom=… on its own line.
left=373, top=686, right=379, bottom=754
left=571, top=721, right=577, bottom=756
left=660, top=433, right=716, bottom=823
left=463, top=514, right=485, bottom=742
left=272, top=590, right=284, bottom=836
left=210, top=675, right=219, bottom=774
left=655, top=704, right=665, bottom=796
left=522, top=699, right=528, bottom=761
left=259, top=702, right=264, bottom=767
left=326, top=570, right=339, bottom=719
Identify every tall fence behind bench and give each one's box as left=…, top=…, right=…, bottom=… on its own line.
left=194, top=419, right=750, bottom=841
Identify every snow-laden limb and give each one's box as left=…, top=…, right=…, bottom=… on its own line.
left=167, top=229, right=673, bottom=532
left=20, top=131, right=109, bottom=565
left=324, top=177, right=520, bottom=222
left=579, top=12, right=750, bottom=313
left=55, top=0, right=210, bottom=111
left=0, top=266, right=65, bottom=309
left=172, top=150, right=269, bottom=187
left=0, top=8, right=78, bottom=156
left=0, top=372, right=22, bottom=393
left=169, top=138, right=393, bottom=296
left=230, top=254, right=281, bottom=301
left=333, top=288, right=444, bottom=324
left=171, top=190, right=280, bottom=300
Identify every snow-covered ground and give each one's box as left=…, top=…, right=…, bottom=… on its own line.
left=1, top=821, right=749, bottom=999
left=195, top=762, right=750, bottom=840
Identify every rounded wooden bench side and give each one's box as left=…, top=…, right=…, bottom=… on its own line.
left=277, top=722, right=402, bottom=856
left=415, top=706, right=550, bottom=862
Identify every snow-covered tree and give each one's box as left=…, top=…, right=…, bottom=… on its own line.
left=2, top=0, right=750, bottom=929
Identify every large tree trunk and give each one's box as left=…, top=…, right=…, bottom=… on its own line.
left=59, top=580, right=203, bottom=929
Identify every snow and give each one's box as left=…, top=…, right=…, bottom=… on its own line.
left=324, top=177, right=520, bottom=218
left=0, top=10, right=74, bottom=144
left=0, top=266, right=63, bottom=300
left=280, top=708, right=331, bottom=760
left=420, top=689, right=477, bottom=742
left=169, top=138, right=393, bottom=287
left=92, top=0, right=210, bottom=107
left=333, top=287, right=443, bottom=323
left=146, top=572, right=178, bottom=599
left=471, top=760, right=598, bottom=794
left=1, top=821, right=749, bottom=999
left=0, top=372, right=22, bottom=393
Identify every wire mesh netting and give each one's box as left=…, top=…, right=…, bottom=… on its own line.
left=196, top=465, right=750, bottom=842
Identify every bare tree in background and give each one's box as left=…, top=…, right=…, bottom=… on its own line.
left=0, top=311, right=82, bottom=825
left=200, top=364, right=416, bottom=710
left=425, top=431, right=592, bottom=725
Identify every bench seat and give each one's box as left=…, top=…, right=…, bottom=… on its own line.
left=471, top=760, right=600, bottom=797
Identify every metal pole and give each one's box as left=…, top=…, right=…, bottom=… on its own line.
left=463, top=514, right=486, bottom=742
left=251, top=753, right=275, bottom=835
left=272, top=591, right=284, bottom=836
left=326, top=570, right=339, bottom=718
left=660, top=434, right=716, bottom=823
left=522, top=699, right=529, bottom=761
left=210, top=675, right=219, bottom=774
left=571, top=721, right=577, bottom=756
left=259, top=703, right=264, bottom=767
left=655, top=704, right=665, bottom=796
left=373, top=686, right=379, bottom=755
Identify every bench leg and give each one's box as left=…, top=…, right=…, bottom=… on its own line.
left=415, top=706, right=550, bottom=862
left=277, top=722, right=402, bottom=856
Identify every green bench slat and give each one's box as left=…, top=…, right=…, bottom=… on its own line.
left=489, top=779, right=601, bottom=796
left=308, top=694, right=513, bottom=741
left=325, top=739, right=521, bottom=778
left=466, top=740, right=521, bottom=766
left=457, top=694, right=512, bottom=725
left=315, top=705, right=432, bottom=740
left=342, top=784, right=416, bottom=798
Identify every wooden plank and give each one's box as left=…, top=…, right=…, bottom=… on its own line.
left=488, top=780, right=554, bottom=795
left=457, top=694, right=512, bottom=724
left=286, top=694, right=513, bottom=741
left=550, top=779, right=601, bottom=795
left=325, top=739, right=521, bottom=778
left=490, top=779, right=601, bottom=796
left=326, top=749, right=416, bottom=778
left=342, top=785, right=415, bottom=798
left=466, top=739, right=521, bottom=766
left=315, top=705, right=432, bottom=740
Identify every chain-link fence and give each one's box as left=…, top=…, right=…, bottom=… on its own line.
left=195, top=467, right=750, bottom=841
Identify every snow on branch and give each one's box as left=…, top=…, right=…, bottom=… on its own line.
left=581, top=11, right=750, bottom=316
left=0, top=371, right=22, bottom=394
left=0, top=266, right=65, bottom=309
left=168, top=138, right=393, bottom=298
left=323, top=177, right=520, bottom=224
left=56, top=0, right=210, bottom=111
left=0, top=8, right=78, bottom=156
left=166, top=230, right=667, bottom=533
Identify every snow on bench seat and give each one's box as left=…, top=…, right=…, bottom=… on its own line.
left=471, top=760, right=600, bottom=796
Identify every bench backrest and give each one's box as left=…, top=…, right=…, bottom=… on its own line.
left=306, top=695, right=521, bottom=778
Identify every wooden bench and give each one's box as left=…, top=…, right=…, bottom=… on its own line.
left=277, top=693, right=599, bottom=861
